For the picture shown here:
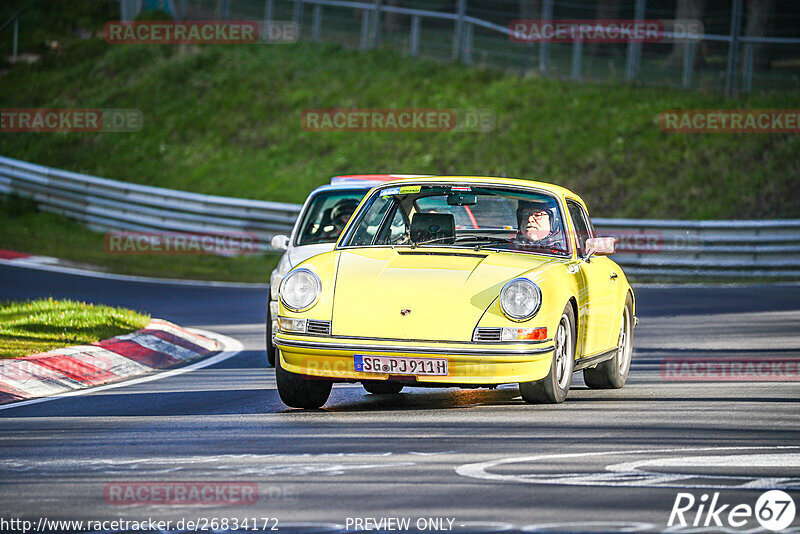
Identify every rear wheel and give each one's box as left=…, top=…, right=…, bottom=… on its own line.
left=276, top=359, right=332, bottom=409
left=362, top=381, right=404, bottom=395
left=584, top=293, right=633, bottom=389
left=265, top=304, right=277, bottom=367
left=519, top=304, right=575, bottom=404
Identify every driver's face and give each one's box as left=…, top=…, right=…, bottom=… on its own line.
left=335, top=210, right=354, bottom=225
left=524, top=209, right=551, bottom=240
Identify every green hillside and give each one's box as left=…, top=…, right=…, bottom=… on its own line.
left=1, top=38, right=798, bottom=220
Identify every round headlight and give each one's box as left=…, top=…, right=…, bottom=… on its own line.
left=499, top=278, right=542, bottom=321
left=280, top=268, right=321, bottom=311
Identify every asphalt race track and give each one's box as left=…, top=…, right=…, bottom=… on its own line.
left=1, top=262, right=799, bottom=533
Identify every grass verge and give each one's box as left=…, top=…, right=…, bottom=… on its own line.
left=2, top=41, right=799, bottom=219
left=0, top=196, right=278, bottom=283
left=0, top=298, right=150, bottom=359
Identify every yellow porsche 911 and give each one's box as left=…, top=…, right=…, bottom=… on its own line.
left=273, top=176, right=635, bottom=408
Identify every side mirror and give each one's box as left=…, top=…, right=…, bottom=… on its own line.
left=585, top=237, right=615, bottom=258
left=271, top=234, right=290, bottom=251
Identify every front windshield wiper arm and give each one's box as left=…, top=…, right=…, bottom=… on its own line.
left=411, top=236, right=456, bottom=248
left=465, top=237, right=512, bottom=251
left=512, top=242, right=570, bottom=255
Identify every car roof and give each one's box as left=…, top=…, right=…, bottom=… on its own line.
left=373, top=175, right=581, bottom=203
left=331, top=174, right=430, bottom=184
left=304, top=174, right=433, bottom=195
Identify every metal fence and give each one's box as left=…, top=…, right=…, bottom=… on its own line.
left=2, top=155, right=799, bottom=279
left=0, top=155, right=300, bottom=252
left=123, top=0, right=800, bottom=95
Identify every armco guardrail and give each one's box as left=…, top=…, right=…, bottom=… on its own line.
left=592, top=218, right=800, bottom=278
left=0, top=155, right=300, bottom=251
left=1, top=155, right=798, bottom=278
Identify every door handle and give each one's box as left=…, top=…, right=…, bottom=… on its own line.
left=610, top=272, right=618, bottom=280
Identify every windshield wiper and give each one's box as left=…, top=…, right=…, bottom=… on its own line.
left=461, top=237, right=512, bottom=251
left=512, top=242, right=570, bottom=255
left=412, top=235, right=511, bottom=248
left=411, top=236, right=457, bottom=248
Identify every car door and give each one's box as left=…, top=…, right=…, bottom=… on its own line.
left=566, top=199, right=618, bottom=356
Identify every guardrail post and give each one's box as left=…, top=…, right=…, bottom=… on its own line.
left=681, top=41, right=695, bottom=89
left=462, top=22, right=473, bottom=64
left=571, top=39, right=582, bottom=80
left=409, top=15, right=420, bottom=56
left=453, top=0, right=466, bottom=61
left=264, top=0, right=273, bottom=24
left=293, top=0, right=303, bottom=30
left=724, top=0, right=744, bottom=98
left=538, top=0, right=553, bottom=74
left=121, top=0, right=130, bottom=22
left=742, top=42, right=754, bottom=93
left=12, top=18, right=18, bottom=60
left=625, top=0, right=645, bottom=82
left=312, top=4, right=322, bottom=41
left=372, top=0, right=383, bottom=49
left=360, top=9, right=370, bottom=50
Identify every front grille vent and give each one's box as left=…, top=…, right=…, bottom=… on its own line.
left=306, top=320, right=332, bottom=336
left=473, top=327, right=502, bottom=342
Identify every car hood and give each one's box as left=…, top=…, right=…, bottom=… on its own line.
left=331, top=247, right=562, bottom=341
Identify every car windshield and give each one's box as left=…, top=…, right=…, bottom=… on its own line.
left=339, top=184, right=570, bottom=256
left=296, top=189, right=368, bottom=245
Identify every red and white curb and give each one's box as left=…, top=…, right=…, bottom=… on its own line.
left=0, top=318, right=223, bottom=405
left=0, top=248, right=59, bottom=265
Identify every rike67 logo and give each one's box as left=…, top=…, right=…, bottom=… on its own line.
left=669, top=490, right=797, bottom=531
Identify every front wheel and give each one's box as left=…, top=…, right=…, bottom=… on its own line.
left=276, top=359, right=332, bottom=409
left=584, top=293, right=633, bottom=389
left=519, top=303, right=576, bottom=404
left=362, top=381, right=404, bottom=395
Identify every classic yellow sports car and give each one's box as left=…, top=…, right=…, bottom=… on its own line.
left=273, top=176, right=635, bottom=408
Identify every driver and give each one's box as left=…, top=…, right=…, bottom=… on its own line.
left=514, top=199, right=564, bottom=249
left=321, top=198, right=359, bottom=239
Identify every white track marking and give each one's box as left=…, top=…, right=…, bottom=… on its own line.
left=456, top=446, right=800, bottom=490
left=0, top=258, right=267, bottom=288
left=0, top=328, right=242, bottom=411
left=521, top=521, right=657, bottom=532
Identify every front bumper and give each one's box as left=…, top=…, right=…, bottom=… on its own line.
left=274, top=333, right=555, bottom=385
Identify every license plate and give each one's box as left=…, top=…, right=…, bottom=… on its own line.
left=354, top=355, right=448, bottom=376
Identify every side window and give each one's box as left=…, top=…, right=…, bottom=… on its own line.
left=386, top=207, right=408, bottom=244
left=347, top=196, right=392, bottom=246
left=567, top=200, right=595, bottom=256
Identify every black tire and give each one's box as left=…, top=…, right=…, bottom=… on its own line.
left=584, top=293, right=633, bottom=389
left=276, top=359, right=332, bottom=409
left=519, top=303, right=576, bottom=404
left=265, top=303, right=277, bottom=367
left=362, top=381, right=404, bottom=395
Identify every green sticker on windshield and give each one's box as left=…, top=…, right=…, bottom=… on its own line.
left=399, top=185, right=421, bottom=194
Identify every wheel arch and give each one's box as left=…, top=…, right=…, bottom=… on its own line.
left=567, top=295, right=580, bottom=354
